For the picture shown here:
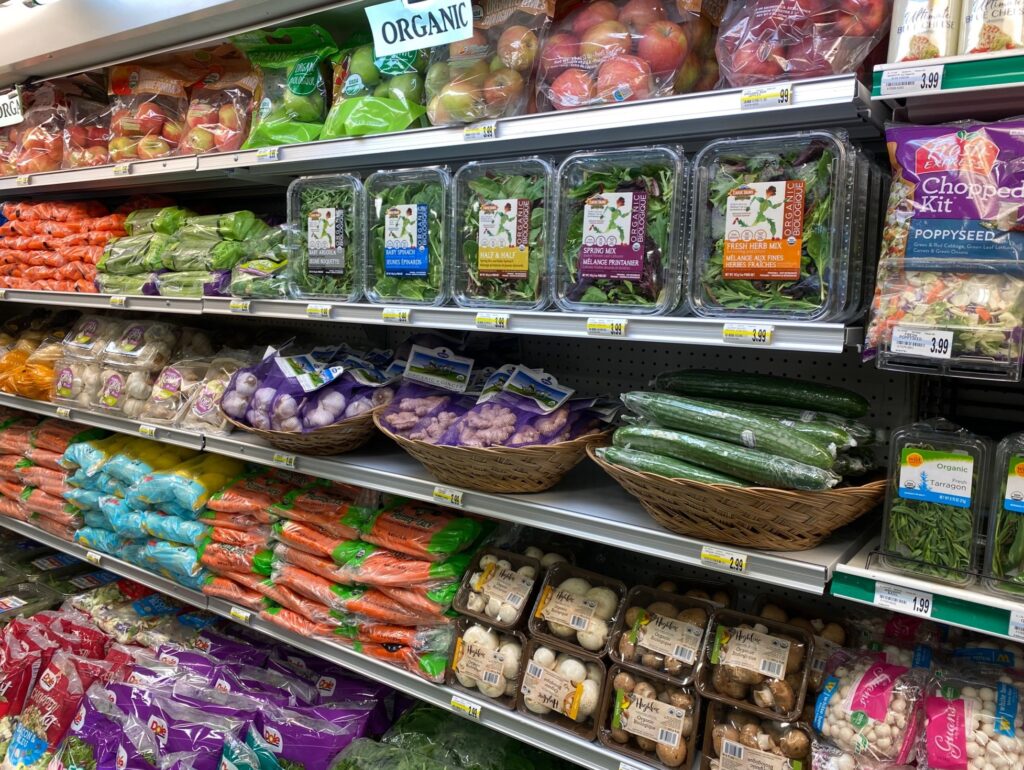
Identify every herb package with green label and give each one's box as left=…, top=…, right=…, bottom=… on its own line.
left=452, top=158, right=553, bottom=311
left=986, top=432, right=1024, bottom=596
left=286, top=174, right=365, bottom=302
left=364, top=167, right=450, bottom=306
left=553, top=145, right=685, bottom=316
left=689, top=130, right=856, bottom=322
left=881, top=419, right=991, bottom=586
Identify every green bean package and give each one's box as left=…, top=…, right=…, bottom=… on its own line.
left=364, top=167, right=450, bottom=306
left=452, top=158, right=553, bottom=310
left=986, top=432, right=1024, bottom=597
left=554, top=146, right=685, bottom=315
left=881, top=418, right=991, bottom=586
left=287, top=174, right=365, bottom=302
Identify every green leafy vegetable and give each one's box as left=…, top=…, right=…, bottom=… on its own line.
left=884, top=499, right=974, bottom=582
left=289, top=179, right=360, bottom=299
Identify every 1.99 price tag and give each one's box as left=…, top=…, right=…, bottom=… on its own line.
left=874, top=582, right=933, bottom=618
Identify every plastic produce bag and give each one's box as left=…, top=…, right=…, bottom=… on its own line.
left=157, top=269, right=232, bottom=297
left=359, top=502, right=482, bottom=562
left=120, top=540, right=207, bottom=590
left=123, top=207, right=194, bottom=236
left=106, top=61, right=192, bottom=162
left=234, top=26, right=339, bottom=149
left=129, top=454, right=245, bottom=515
left=94, top=272, right=161, bottom=296
left=180, top=211, right=261, bottom=242
left=231, top=247, right=290, bottom=299
left=715, top=0, right=891, bottom=87
left=239, top=704, right=369, bottom=770
left=13, top=97, right=64, bottom=175
left=208, top=472, right=294, bottom=515
left=62, top=95, right=112, bottom=169
left=60, top=433, right=130, bottom=475
left=141, top=512, right=211, bottom=548
left=140, top=359, right=210, bottom=424
left=102, top=321, right=178, bottom=368
left=176, top=353, right=249, bottom=435
left=180, top=58, right=259, bottom=155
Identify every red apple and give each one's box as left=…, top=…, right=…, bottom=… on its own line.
left=785, top=37, right=835, bottom=79
left=161, top=120, right=184, bottom=145
left=83, top=146, right=108, bottom=166
left=571, top=0, right=619, bottom=37
left=449, top=31, right=489, bottom=60
left=539, top=33, right=580, bottom=77
left=186, top=102, right=218, bottom=130
left=580, top=20, right=631, bottom=65
left=137, top=135, right=171, bottom=160
left=837, top=0, right=889, bottom=36
left=426, top=95, right=453, bottom=125
left=135, top=103, right=167, bottom=135
left=673, top=51, right=702, bottom=92
left=65, top=148, right=86, bottom=167
left=86, top=126, right=110, bottom=147
left=108, top=137, right=139, bottom=162
left=497, top=25, right=539, bottom=72
left=725, top=40, right=785, bottom=85
left=213, top=128, right=243, bottom=153
left=596, top=55, right=653, bottom=102
left=180, top=128, right=214, bottom=154
left=218, top=103, right=242, bottom=132
left=16, top=152, right=59, bottom=174
left=619, top=0, right=667, bottom=32
left=484, top=68, right=525, bottom=113
left=21, top=127, right=57, bottom=152
left=638, top=19, right=688, bottom=72
left=549, top=68, right=595, bottom=110
left=110, top=109, right=137, bottom=137
left=65, top=125, right=88, bottom=150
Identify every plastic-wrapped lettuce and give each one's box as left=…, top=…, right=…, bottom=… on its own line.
left=98, top=233, right=173, bottom=275
left=95, top=272, right=161, bottom=296
left=181, top=211, right=260, bottom=242
left=123, top=207, right=194, bottom=236
left=164, top=235, right=247, bottom=272
left=156, top=270, right=231, bottom=298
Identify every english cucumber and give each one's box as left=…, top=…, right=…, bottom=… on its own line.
left=707, top=399, right=874, bottom=444
left=612, top=426, right=841, bottom=491
left=621, top=392, right=836, bottom=469
left=652, top=370, right=869, bottom=418
left=596, top=446, right=749, bottom=486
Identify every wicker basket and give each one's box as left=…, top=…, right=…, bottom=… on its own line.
left=375, top=414, right=609, bottom=493
left=223, top=409, right=378, bottom=455
left=588, top=446, right=886, bottom=551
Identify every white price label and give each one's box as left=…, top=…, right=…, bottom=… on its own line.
left=874, top=581, right=933, bottom=618
left=0, top=89, right=24, bottom=129
left=109, top=295, right=127, bottom=308
left=112, top=163, right=131, bottom=176
left=450, top=694, right=482, bottom=719
left=272, top=453, right=296, bottom=469
left=15, top=175, right=29, bottom=187
left=84, top=551, right=102, bottom=566
left=433, top=485, right=464, bottom=508
left=464, top=121, right=497, bottom=142
left=475, top=312, right=510, bottom=330
left=741, top=82, right=792, bottom=110
left=229, top=606, right=252, bottom=624
left=55, top=407, right=71, bottom=419
left=255, top=146, right=279, bottom=162
left=382, top=307, right=411, bottom=324
left=228, top=299, right=251, bottom=313
left=138, top=424, right=157, bottom=438
left=700, top=545, right=748, bottom=574
left=880, top=64, right=944, bottom=97
left=890, top=326, right=953, bottom=359
left=586, top=317, right=628, bottom=337
left=723, top=323, right=774, bottom=346
left=1009, top=610, right=1024, bottom=641
left=306, top=303, right=332, bottom=319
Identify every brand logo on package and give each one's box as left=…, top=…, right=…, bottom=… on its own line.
left=365, top=0, right=474, bottom=57
left=914, top=130, right=1000, bottom=175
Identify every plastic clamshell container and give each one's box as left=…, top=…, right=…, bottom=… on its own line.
left=881, top=419, right=990, bottom=587
left=451, top=158, right=554, bottom=311
left=610, top=585, right=716, bottom=687
left=985, top=431, right=1024, bottom=597
left=694, top=608, right=814, bottom=722
left=446, top=616, right=527, bottom=710
left=90, top=365, right=156, bottom=417
left=700, top=700, right=812, bottom=770
left=529, top=561, right=627, bottom=658
left=286, top=173, right=365, bottom=303
left=835, top=150, right=871, bottom=323
left=52, top=357, right=102, bottom=408
left=61, top=316, right=124, bottom=362
left=516, top=636, right=607, bottom=741
left=6, top=539, right=56, bottom=564
left=364, top=166, right=451, bottom=307
left=690, top=130, right=854, bottom=322
left=0, top=582, right=60, bottom=624
left=553, top=145, right=685, bottom=316
left=653, top=576, right=735, bottom=609
left=101, top=320, right=177, bottom=369
left=0, top=562, right=27, bottom=589
left=599, top=664, right=700, bottom=769
left=21, top=551, right=84, bottom=580
left=39, top=569, right=119, bottom=598
left=752, top=595, right=850, bottom=692
left=453, top=547, right=541, bottom=631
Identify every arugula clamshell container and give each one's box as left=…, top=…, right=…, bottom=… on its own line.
left=363, top=166, right=451, bottom=307
left=552, top=145, right=686, bottom=316
left=689, top=130, right=856, bottom=322
left=880, top=419, right=991, bottom=587
left=286, top=174, right=366, bottom=303
left=451, top=158, right=554, bottom=311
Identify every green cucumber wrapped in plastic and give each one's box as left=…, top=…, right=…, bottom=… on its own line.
left=612, top=426, right=840, bottom=491
left=652, top=370, right=869, bottom=418
left=621, top=392, right=835, bottom=469
left=597, top=446, right=749, bottom=486
left=702, top=398, right=872, bottom=445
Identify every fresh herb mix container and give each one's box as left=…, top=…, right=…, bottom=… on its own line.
left=985, top=432, right=1024, bottom=597
left=881, top=418, right=991, bottom=586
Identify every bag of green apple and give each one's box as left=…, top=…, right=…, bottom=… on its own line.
left=234, top=25, right=338, bottom=148
left=424, top=0, right=551, bottom=126
left=321, top=34, right=429, bottom=139
left=107, top=61, right=193, bottom=162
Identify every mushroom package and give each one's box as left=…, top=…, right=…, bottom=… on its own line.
left=531, top=563, right=625, bottom=656
left=707, top=705, right=811, bottom=770
left=603, top=667, right=696, bottom=768
left=450, top=622, right=523, bottom=704
left=460, top=548, right=542, bottom=629
left=519, top=641, right=604, bottom=735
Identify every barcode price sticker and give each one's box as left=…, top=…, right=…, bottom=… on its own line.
left=84, top=551, right=102, bottom=566
left=433, top=485, right=464, bottom=508
left=138, top=424, right=157, bottom=438
left=112, top=163, right=131, bottom=176
left=586, top=317, right=628, bottom=337
left=382, top=307, right=411, bottom=324
left=475, top=312, right=510, bottom=330
left=256, top=146, right=279, bottom=162
left=464, top=121, right=497, bottom=142
left=890, top=326, right=952, bottom=359
left=700, top=545, right=748, bottom=574
left=740, top=82, right=792, bottom=110
left=880, top=64, right=944, bottom=97
left=228, top=299, right=251, bottom=313
left=271, top=453, right=296, bottom=469
left=229, top=606, right=252, bottom=624
left=306, top=303, right=332, bottom=319
left=55, top=407, right=71, bottom=419
left=723, top=323, right=774, bottom=346
left=449, top=694, right=482, bottom=720
left=1010, top=610, right=1024, bottom=641
left=109, top=296, right=127, bottom=308
left=874, top=581, right=933, bottom=618
left=15, top=175, right=29, bottom=187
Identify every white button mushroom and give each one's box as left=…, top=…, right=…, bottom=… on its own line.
left=584, top=586, right=619, bottom=621
left=577, top=617, right=609, bottom=651
left=540, top=552, right=568, bottom=568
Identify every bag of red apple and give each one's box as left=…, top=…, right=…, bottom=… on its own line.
left=179, top=59, right=259, bottom=155
left=715, top=0, right=891, bottom=87
left=106, top=61, right=192, bottom=163
left=12, top=100, right=65, bottom=175
left=535, top=0, right=698, bottom=111
left=62, top=96, right=112, bottom=169
left=423, top=0, right=552, bottom=126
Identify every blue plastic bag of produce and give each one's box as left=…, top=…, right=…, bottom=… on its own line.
left=128, top=455, right=245, bottom=515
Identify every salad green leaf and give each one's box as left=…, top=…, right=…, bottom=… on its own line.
left=290, top=181, right=359, bottom=299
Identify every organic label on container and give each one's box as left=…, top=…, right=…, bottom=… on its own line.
left=898, top=447, right=974, bottom=508
left=521, top=660, right=582, bottom=718
left=579, top=191, right=647, bottom=281
left=723, top=180, right=805, bottom=281
left=384, top=202, right=429, bottom=276
left=712, top=626, right=789, bottom=679
left=307, top=207, right=347, bottom=275
left=1003, top=454, right=1024, bottom=513
left=611, top=690, right=686, bottom=749
left=474, top=564, right=533, bottom=610
left=478, top=198, right=530, bottom=278
left=453, top=638, right=506, bottom=688
left=634, top=612, right=704, bottom=665
left=720, top=739, right=791, bottom=770
left=536, top=586, right=598, bottom=633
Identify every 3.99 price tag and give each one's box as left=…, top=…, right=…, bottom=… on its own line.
left=879, top=64, right=944, bottom=97
left=700, top=545, right=748, bottom=574
left=464, top=121, right=497, bottom=142
left=723, top=323, right=773, bottom=346
left=874, top=581, right=933, bottom=618
left=890, top=327, right=952, bottom=359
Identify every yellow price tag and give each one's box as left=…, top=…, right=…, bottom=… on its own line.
left=229, top=606, right=252, bottom=624
left=475, top=312, right=510, bottom=330
left=109, top=296, right=127, bottom=308
left=382, top=307, right=411, bottom=324
left=700, top=545, right=748, bottom=574
left=84, top=551, right=103, bottom=566
left=272, top=453, right=296, bottom=469
left=256, top=147, right=279, bottom=162
left=740, top=83, right=792, bottom=110
left=450, top=694, right=482, bottom=719
left=228, top=299, right=251, bottom=313
left=722, top=323, right=773, bottom=346
left=138, top=424, right=157, bottom=438
left=432, top=485, right=464, bottom=508
left=112, top=163, right=131, bottom=176
left=56, top=407, right=71, bottom=419
left=586, top=318, right=627, bottom=337
left=464, top=121, right=497, bottom=142
left=15, top=175, right=29, bottom=187
left=306, top=303, right=332, bottom=319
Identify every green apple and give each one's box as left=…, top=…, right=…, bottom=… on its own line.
left=283, top=90, right=323, bottom=122
left=386, top=73, right=424, bottom=104
left=490, top=55, right=504, bottom=72
left=413, top=48, right=430, bottom=73
left=425, top=63, right=450, bottom=100
left=450, top=59, right=490, bottom=88
left=426, top=95, right=452, bottom=126
left=373, top=82, right=391, bottom=98
left=438, top=81, right=483, bottom=123
left=349, top=46, right=381, bottom=87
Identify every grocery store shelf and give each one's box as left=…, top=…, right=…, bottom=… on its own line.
left=0, top=75, right=883, bottom=196
left=832, top=538, right=1024, bottom=642
left=0, top=290, right=203, bottom=315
